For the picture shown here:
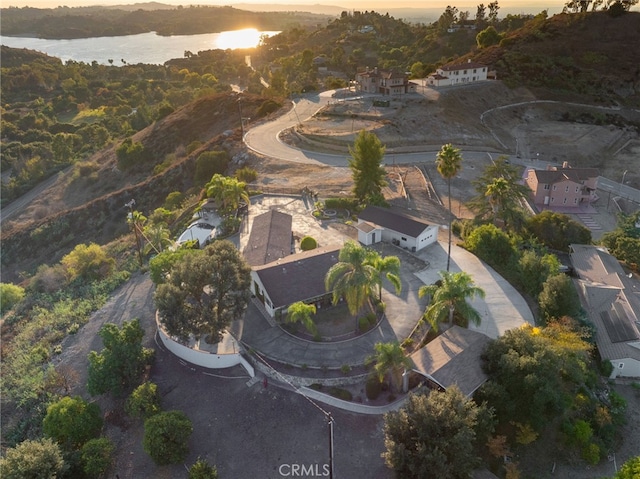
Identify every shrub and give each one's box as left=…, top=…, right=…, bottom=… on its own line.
left=235, top=166, right=258, bottom=183
left=0, top=282, right=25, bottom=313
left=358, top=316, right=371, bottom=331
left=341, top=364, right=351, bottom=374
left=324, top=197, right=360, bottom=210
left=61, top=243, right=115, bottom=282
left=300, top=236, right=317, bottom=251
left=0, top=438, right=64, bottom=479
left=189, top=458, right=219, bottom=479
left=43, top=396, right=103, bottom=449
left=581, top=443, right=600, bottom=465
left=28, top=263, right=67, bottom=294
left=256, top=99, right=282, bottom=117
left=126, top=382, right=161, bottom=419
left=81, top=437, right=114, bottom=478
left=164, top=191, right=185, bottom=210
left=116, top=138, right=148, bottom=170
left=366, top=377, right=382, bottom=400
left=143, top=411, right=193, bottom=465
left=329, top=387, right=352, bottom=401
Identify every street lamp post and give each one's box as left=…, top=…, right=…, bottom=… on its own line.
left=621, top=170, right=628, bottom=197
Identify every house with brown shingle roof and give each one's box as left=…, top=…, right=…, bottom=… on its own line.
left=356, top=205, right=439, bottom=252
left=570, top=244, right=640, bottom=378
left=409, top=325, right=492, bottom=397
left=243, top=210, right=293, bottom=267
left=250, top=245, right=341, bottom=317
left=525, top=162, right=599, bottom=208
left=355, top=67, right=417, bottom=95
left=427, top=59, right=488, bottom=86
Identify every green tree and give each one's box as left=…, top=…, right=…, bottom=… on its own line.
left=61, top=243, right=115, bottom=282
left=464, top=223, right=518, bottom=270
left=154, top=241, right=252, bottom=343
left=369, top=342, right=412, bottom=392
left=601, top=212, right=640, bottom=270
left=479, top=323, right=591, bottom=432
left=366, top=249, right=402, bottom=301
left=526, top=210, right=591, bottom=251
left=0, top=282, right=25, bottom=313
left=127, top=210, right=147, bottom=267
left=517, top=250, right=560, bottom=297
left=436, top=144, right=463, bottom=271
left=116, top=138, right=147, bottom=170
left=81, top=437, right=114, bottom=478
left=126, top=381, right=161, bottom=419
left=195, top=150, right=230, bottom=185
left=205, top=174, right=250, bottom=215
left=286, top=301, right=318, bottom=336
left=189, top=458, right=219, bottom=479
left=143, top=410, right=193, bottom=466
left=348, top=130, right=387, bottom=204
left=87, top=318, right=151, bottom=397
left=0, top=438, right=64, bottom=479
left=609, top=456, right=640, bottom=479
left=325, top=240, right=378, bottom=315
left=476, top=25, right=502, bottom=48
left=149, top=248, right=198, bottom=285
left=43, top=396, right=103, bottom=449
left=383, top=387, right=492, bottom=478
left=419, top=270, right=485, bottom=332
left=468, top=156, right=529, bottom=231
left=538, top=273, right=582, bottom=323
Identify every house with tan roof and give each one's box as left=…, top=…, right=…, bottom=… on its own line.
left=250, top=245, right=341, bottom=318
left=409, top=325, right=492, bottom=397
left=525, top=162, right=599, bottom=208
left=355, top=67, right=417, bottom=95
left=570, top=244, right=640, bottom=378
left=356, top=205, right=439, bottom=252
left=427, top=59, right=488, bottom=86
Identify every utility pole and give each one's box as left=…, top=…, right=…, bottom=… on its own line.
left=327, top=413, right=335, bottom=479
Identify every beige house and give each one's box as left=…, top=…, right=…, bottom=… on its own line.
left=427, top=59, right=488, bottom=86
left=355, top=67, right=417, bottom=95
left=525, top=163, right=599, bottom=208
left=570, top=244, right=640, bottom=378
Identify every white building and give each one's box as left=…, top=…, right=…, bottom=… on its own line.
left=427, top=59, right=488, bottom=87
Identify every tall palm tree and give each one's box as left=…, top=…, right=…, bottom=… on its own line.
left=368, top=341, right=413, bottom=393
left=418, top=270, right=485, bottom=332
left=325, top=240, right=378, bottom=316
left=285, top=301, right=318, bottom=336
left=127, top=210, right=147, bottom=266
left=435, top=144, right=463, bottom=272
left=365, top=250, right=402, bottom=302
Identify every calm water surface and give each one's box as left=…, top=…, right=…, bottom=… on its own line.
left=0, top=28, right=278, bottom=65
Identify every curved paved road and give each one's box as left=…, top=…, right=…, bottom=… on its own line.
left=244, top=90, right=504, bottom=167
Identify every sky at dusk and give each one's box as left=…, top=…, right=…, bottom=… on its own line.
left=1, top=0, right=565, bottom=12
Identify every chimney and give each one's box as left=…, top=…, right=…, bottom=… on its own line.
left=374, top=66, right=378, bottom=74
left=467, top=58, right=471, bottom=63
left=562, top=161, right=569, bottom=169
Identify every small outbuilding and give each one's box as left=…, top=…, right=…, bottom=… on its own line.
left=356, top=205, right=438, bottom=252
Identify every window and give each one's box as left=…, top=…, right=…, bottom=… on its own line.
left=563, top=198, right=567, bottom=204
left=565, top=186, right=569, bottom=192
left=473, top=69, right=477, bottom=73
left=463, top=70, right=467, bottom=74
left=551, top=197, right=555, bottom=203
left=544, top=184, right=550, bottom=190
left=553, top=185, right=557, bottom=191
left=401, top=237, right=407, bottom=241
left=575, top=186, right=579, bottom=192
left=574, top=198, right=578, bottom=204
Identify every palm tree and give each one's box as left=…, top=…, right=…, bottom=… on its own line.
left=205, top=174, right=249, bottom=215
left=325, top=240, right=378, bottom=316
left=285, top=301, right=318, bottom=336
left=127, top=210, right=147, bottom=266
left=142, top=223, right=172, bottom=255
left=435, top=144, right=463, bottom=272
left=368, top=342, right=413, bottom=393
left=418, top=270, right=485, bottom=332
left=365, top=250, right=402, bottom=302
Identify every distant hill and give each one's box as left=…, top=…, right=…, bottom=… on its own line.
left=468, top=11, right=640, bottom=106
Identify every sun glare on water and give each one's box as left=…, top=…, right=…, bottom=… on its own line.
left=215, top=28, right=264, bottom=49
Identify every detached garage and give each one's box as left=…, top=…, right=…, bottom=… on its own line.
left=356, top=205, right=438, bottom=252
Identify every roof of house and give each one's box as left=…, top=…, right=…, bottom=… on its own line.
left=530, top=167, right=599, bottom=185
left=410, top=326, right=492, bottom=397
left=357, top=68, right=406, bottom=79
left=243, top=210, right=292, bottom=267
left=253, top=245, right=342, bottom=309
left=440, top=61, right=487, bottom=71
left=570, top=244, right=640, bottom=362
left=358, top=205, right=434, bottom=238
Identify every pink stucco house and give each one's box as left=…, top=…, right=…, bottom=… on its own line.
left=524, top=162, right=599, bottom=208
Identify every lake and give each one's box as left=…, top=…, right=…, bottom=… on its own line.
left=0, top=28, right=279, bottom=65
